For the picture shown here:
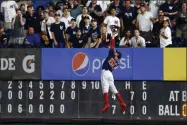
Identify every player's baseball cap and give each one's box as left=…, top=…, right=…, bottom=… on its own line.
left=116, top=51, right=122, bottom=59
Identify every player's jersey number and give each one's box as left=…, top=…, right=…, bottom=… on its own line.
left=108, top=58, right=118, bottom=69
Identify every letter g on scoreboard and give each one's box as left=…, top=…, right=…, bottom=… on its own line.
left=0, top=49, right=41, bottom=80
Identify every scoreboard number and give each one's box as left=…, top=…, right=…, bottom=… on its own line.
left=49, top=104, right=54, bottom=114
left=130, top=105, right=135, bottom=115
left=8, top=81, right=12, bottom=89
left=29, top=104, right=33, bottom=113
left=82, top=81, right=87, bottom=89
left=8, top=104, right=12, bottom=113
left=142, top=105, right=147, bottom=115
left=142, top=92, right=147, bottom=101
left=39, top=91, right=44, bottom=100
left=50, top=91, right=55, bottom=100
left=60, top=104, right=65, bottom=114
left=8, top=91, right=12, bottom=100
left=18, top=90, right=23, bottom=100
left=18, top=104, right=23, bottom=113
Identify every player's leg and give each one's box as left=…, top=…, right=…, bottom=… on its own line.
left=101, top=70, right=110, bottom=112
left=108, top=72, right=126, bottom=112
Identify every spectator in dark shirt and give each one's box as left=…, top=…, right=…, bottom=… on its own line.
left=88, top=0, right=103, bottom=25
left=80, top=16, right=91, bottom=39
left=120, top=0, right=137, bottom=34
left=0, top=25, right=8, bottom=48
left=108, top=0, right=122, bottom=18
left=98, top=25, right=112, bottom=48
left=87, top=19, right=101, bottom=48
left=159, top=0, right=178, bottom=21
left=69, top=29, right=87, bottom=48
left=50, top=13, right=66, bottom=48
left=25, top=27, right=41, bottom=47
left=65, top=18, right=78, bottom=47
left=24, top=5, right=41, bottom=33
left=175, top=2, right=187, bottom=38
left=35, top=5, right=45, bottom=22
left=153, top=15, right=165, bottom=47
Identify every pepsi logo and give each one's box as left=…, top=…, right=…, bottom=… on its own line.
left=72, top=52, right=90, bottom=76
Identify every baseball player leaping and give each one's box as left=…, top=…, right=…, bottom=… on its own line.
left=101, top=33, right=126, bottom=113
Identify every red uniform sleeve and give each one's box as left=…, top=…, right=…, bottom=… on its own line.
left=110, top=37, right=115, bottom=49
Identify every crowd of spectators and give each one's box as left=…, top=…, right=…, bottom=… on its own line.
left=0, top=0, right=186, bottom=48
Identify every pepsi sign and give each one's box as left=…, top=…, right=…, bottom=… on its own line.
left=42, top=48, right=133, bottom=80
left=72, top=52, right=90, bottom=76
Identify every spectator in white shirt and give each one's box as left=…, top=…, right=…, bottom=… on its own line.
left=76, top=6, right=92, bottom=28
left=160, top=20, right=172, bottom=48
left=119, top=30, right=132, bottom=48
left=103, top=6, right=120, bottom=37
left=136, top=3, right=154, bottom=45
left=1, top=0, right=18, bottom=30
left=130, top=30, right=146, bottom=48
left=60, top=8, right=73, bottom=29
left=41, top=10, right=55, bottom=47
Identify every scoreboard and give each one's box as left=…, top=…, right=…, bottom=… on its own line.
left=0, top=81, right=186, bottom=121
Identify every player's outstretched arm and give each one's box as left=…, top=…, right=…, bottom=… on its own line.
left=108, top=34, right=116, bottom=56
left=110, top=34, right=115, bottom=49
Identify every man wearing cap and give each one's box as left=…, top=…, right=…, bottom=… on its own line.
left=65, top=18, right=78, bottom=48
left=136, top=3, right=154, bottom=47
left=87, top=18, right=101, bottom=48
left=41, top=10, right=55, bottom=47
left=24, top=5, right=41, bottom=33
left=50, top=13, right=66, bottom=48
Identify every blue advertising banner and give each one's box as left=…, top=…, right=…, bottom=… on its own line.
left=42, top=48, right=163, bottom=80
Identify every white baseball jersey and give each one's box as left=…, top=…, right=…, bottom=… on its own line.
left=1, top=1, right=18, bottom=23
left=160, top=27, right=172, bottom=48
left=41, top=16, right=55, bottom=39
left=60, top=15, right=73, bottom=29
left=103, top=15, right=120, bottom=36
